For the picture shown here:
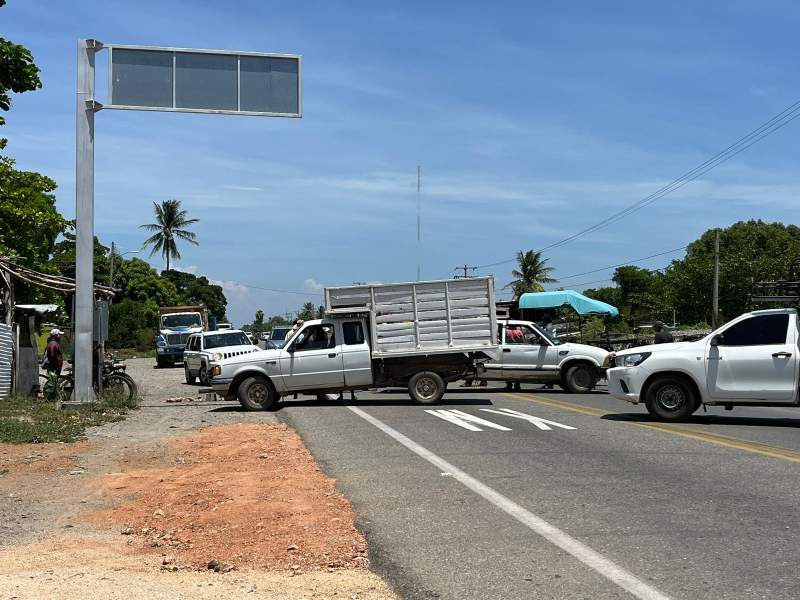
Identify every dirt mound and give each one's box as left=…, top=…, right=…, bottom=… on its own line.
left=88, top=423, right=369, bottom=572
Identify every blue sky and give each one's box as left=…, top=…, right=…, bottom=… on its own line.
left=4, top=1, right=800, bottom=325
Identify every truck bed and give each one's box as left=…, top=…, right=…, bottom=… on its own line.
left=325, top=278, right=498, bottom=358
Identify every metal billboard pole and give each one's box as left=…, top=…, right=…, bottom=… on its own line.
left=75, top=39, right=101, bottom=403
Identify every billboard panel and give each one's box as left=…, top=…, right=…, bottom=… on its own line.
left=108, top=45, right=301, bottom=117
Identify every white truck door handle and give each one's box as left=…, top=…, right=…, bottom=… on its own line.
left=328, top=353, right=337, bottom=358
left=772, top=352, right=792, bottom=358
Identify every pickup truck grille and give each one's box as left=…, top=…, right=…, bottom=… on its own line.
left=166, top=333, right=190, bottom=346
left=222, top=349, right=258, bottom=360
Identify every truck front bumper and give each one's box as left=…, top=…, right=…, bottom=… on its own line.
left=157, top=346, right=185, bottom=359
left=607, top=366, right=645, bottom=404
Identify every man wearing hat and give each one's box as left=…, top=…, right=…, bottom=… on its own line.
left=45, top=328, right=65, bottom=376
left=653, top=321, right=674, bottom=344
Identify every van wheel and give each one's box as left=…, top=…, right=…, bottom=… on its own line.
left=563, top=363, right=597, bottom=393
left=238, top=376, right=277, bottom=411
left=644, top=376, right=697, bottom=422
left=184, top=364, right=196, bottom=384
left=409, top=371, right=446, bottom=405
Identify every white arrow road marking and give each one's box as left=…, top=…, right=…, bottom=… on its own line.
left=348, top=406, right=671, bottom=600
left=424, top=409, right=512, bottom=431
left=480, top=408, right=577, bottom=431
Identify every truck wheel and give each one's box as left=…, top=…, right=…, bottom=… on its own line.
left=644, top=376, right=697, bottom=422
left=563, top=363, right=597, bottom=394
left=184, top=364, right=196, bottom=384
left=409, top=371, right=446, bottom=405
left=199, top=364, right=209, bottom=385
left=156, top=356, right=166, bottom=368
left=238, top=376, right=277, bottom=411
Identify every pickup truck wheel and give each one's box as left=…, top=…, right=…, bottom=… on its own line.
left=184, top=364, right=196, bottom=384
left=199, top=364, right=209, bottom=385
left=564, top=363, right=597, bottom=394
left=409, top=371, right=446, bottom=405
left=644, top=376, right=697, bottom=422
left=238, top=376, right=277, bottom=411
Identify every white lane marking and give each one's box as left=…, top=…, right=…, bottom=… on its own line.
left=424, top=409, right=483, bottom=431
left=446, top=409, right=512, bottom=431
left=348, top=405, right=671, bottom=600
left=481, top=407, right=577, bottom=431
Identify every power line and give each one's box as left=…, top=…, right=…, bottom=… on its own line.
left=238, top=283, right=323, bottom=297
left=474, top=98, right=800, bottom=269
left=549, top=264, right=673, bottom=290
left=555, top=245, right=688, bottom=281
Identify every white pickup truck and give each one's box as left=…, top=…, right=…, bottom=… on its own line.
left=209, top=278, right=499, bottom=410
left=608, top=308, right=799, bottom=421
left=477, top=319, right=609, bottom=392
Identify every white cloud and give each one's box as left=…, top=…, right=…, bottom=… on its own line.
left=172, top=265, right=198, bottom=274
left=222, top=185, right=265, bottom=192
left=209, top=279, right=250, bottom=299
left=304, top=278, right=325, bottom=291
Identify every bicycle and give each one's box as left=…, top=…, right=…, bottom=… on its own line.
left=58, top=354, right=138, bottom=404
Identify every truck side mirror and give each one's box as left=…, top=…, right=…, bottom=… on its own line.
left=710, top=334, right=723, bottom=347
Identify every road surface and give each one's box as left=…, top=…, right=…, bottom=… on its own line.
left=275, top=384, right=800, bottom=599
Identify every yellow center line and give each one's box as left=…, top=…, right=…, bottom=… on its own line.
left=504, top=392, right=800, bottom=465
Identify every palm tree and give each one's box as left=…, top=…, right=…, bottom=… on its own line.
left=140, top=199, right=199, bottom=272
left=505, top=250, right=557, bottom=299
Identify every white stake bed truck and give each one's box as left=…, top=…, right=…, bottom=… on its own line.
left=209, top=277, right=499, bottom=410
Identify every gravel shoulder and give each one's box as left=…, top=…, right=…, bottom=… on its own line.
left=0, top=359, right=397, bottom=600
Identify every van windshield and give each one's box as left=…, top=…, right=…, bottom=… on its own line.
left=163, top=313, right=202, bottom=328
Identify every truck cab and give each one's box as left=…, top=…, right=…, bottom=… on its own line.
left=478, top=320, right=609, bottom=393
left=608, top=308, right=799, bottom=421
left=156, top=307, right=208, bottom=367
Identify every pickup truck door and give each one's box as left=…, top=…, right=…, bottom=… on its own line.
left=706, top=313, right=798, bottom=402
left=501, top=324, right=558, bottom=380
left=279, top=322, right=346, bottom=391
left=185, top=336, right=199, bottom=370
left=340, top=320, right=373, bottom=387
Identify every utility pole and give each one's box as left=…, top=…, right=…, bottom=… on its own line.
left=453, top=264, right=477, bottom=279
left=417, top=165, right=421, bottom=281
left=712, top=230, right=720, bottom=329
left=109, top=241, right=115, bottom=289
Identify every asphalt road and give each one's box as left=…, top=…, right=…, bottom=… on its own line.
left=275, top=383, right=800, bottom=600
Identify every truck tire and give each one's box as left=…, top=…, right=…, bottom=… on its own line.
left=199, top=363, right=209, bottom=385
left=238, top=376, right=277, bottom=411
left=563, top=363, right=597, bottom=394
left=184, top=364, right=196, bottom=384
left=408, top=371, right=446, bottom=405
left=644, top=375, right=697, bottom=422
left=156, top=356, right=167, bottom=368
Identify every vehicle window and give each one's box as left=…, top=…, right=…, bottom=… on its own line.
left=720, top=314, right=789, bottom=346
left=505, top=325, right=541, bottom=345
left=497, top=324, right=504, bottom=342
left=270, top=327, right=291, bottom=340
left=204, top=332, right=251, bottom=349
left=343, top=322, right=365, bottom=345
left=185, top=336, right=193, bottom=350
left=162, top=313, right=202, bottom=328
left=293, top=324, right=335, bottom=351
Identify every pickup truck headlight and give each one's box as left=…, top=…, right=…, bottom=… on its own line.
left=615, top=352, right=651, bottom=367
left=212, top=352, right=223, bottom=361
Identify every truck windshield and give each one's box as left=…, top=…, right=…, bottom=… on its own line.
left=204, top=332, right=251, bottom=349
left=163, top=314, right=202, bottom=328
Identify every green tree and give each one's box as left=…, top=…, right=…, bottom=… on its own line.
left=112, top=258, right=179, bottom=307
left=51, top=230, right=109, bottom=282
left=505, top=250, right=557, bottom=299
left=161, top=269, right=227, bottom=321
left=0, top=1, right=42, bottom=129
left=298, top=302, right=316, bottom=321
left=140, top=199, right=199, bottom=271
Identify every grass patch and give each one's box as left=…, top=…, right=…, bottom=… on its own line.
left=0, top=391, right=139, bottom=444
left=109, top=347, right=155, bottom=359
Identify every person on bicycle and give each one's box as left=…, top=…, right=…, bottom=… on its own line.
left=45, top=328, right=64, bottom=376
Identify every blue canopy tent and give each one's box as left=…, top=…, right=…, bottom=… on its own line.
left=517, top=290, right=619, bottom=343
left=518, top=290, right=619, bottom=316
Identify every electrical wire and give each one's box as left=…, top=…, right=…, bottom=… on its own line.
left=473, top=98, right=800, bottom=269
left=555, top=245, right=688, bottom=281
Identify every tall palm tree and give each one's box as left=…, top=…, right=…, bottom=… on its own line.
left=505, top=250, right=557, bottom=299
left=140, top=199, right=199, bottom=272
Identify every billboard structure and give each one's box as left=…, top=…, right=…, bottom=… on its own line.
left=73, top=40, right=301, bottom=402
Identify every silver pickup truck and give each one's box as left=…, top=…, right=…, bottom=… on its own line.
left=477, top=319, right=610, bottom=392
left=209, top=278, right=499, bottom=410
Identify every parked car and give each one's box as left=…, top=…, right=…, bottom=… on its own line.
left=607, top=308, right=799, bottom=421
left=262, top=326, right=293, bottom=349
left=183, top=330, right=259, bottom=385
left=475, top=320, right=610, bottom=392
left=209, top=278, right=499, bottom=410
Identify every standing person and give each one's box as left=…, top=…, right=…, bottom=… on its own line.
left=45, top=328, right=64, bottom=376
left=653, top=321, right=674, bottom=344
left=540, top=314, right=556, bottom=338
left=285, top=319, right=304, bottom=341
